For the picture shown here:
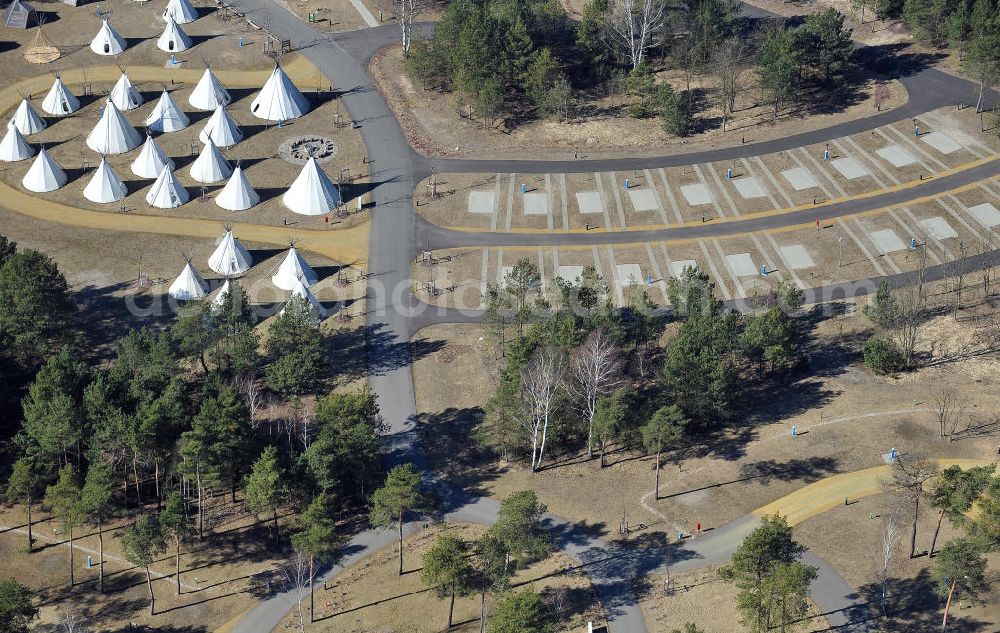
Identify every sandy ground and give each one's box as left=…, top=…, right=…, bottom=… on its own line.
left=372, top=43, right=908, bottom=160
left=276, top=522, right=606, bottom=632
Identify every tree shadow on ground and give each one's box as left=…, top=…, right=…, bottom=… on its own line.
left=857, top=43, right=948, bottom=80
left=858, top=569, right=991, bottom=632
left=415, top=406, right=504, bottom=499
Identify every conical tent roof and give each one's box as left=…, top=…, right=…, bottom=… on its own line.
left=162, top=0, right=198, bottom=24
left=41, top=77, right=80, bottom=116
left=145, top=89, right=189, bottom=133
left=198, top=106, right=242, bottom=147
left=131, top=135, right=174, bottom=178
left=215, top=165, right=259, bottom=211
left=90, top=19, right=126, bottom=56
left=0, top=124, right=34, bottom=162
left=146, top=165, right=189, bottom=208
left=108, top=73, right=143, bottom=111
left=83, top=158, right=127, bottom=203
left=189, top=139, right=232, bottom=183
left=282, top=157, right=341, bottom=215
left=86, top=101, right=142, bottom=155
left=272, top=246, right=318, bottom=290
left=168, top=260, right=208, bottom=300
left=157, top=16, right=192, bottom=53
left=208, top=229, right=252, bottom=276
left=210, top=277, right=232, bottom=309
left=249, top=64, right=310, bottom=121
left=21, top=147, right=66, bottom=192
left=10, top=98, right=46, bottom=135
left=281, top=280, right=326, bottom=319
left=189, top=68, right=230, bottom=111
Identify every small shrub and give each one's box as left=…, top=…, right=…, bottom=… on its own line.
left=863, top=335, right=904, bottom=374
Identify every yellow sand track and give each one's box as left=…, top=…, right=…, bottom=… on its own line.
left=1, top=57, right=369, bottom=267
left=753, top=458, right=995, bottom=526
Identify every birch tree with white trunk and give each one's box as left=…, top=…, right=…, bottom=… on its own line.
left=874, top=513, right=901, bottom=616
left=605, top=0, right=668, bottom=71
left=520, top=346, right=566, bottom=472
left=571, top=329, right=622, bottom=459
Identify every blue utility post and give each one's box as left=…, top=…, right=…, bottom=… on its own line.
left=239, top=36, right=244, bottom=47
left=791, top=425, right=797, bottom=436
left=890, top=447, right=897, bottom=462
left=521, top=183, right=526, bottom=194
left=726, top=168, right=733, bottom=179
left=911, top=237, right=917, bottom=249
left=625, top=178, right=630, bottom=189
left=761, top=263, right=767, bottom=276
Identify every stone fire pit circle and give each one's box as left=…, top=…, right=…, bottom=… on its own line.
left=279, top=136, right=340, bottom=165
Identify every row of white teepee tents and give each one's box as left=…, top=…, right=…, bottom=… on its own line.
left=168, top=240, right=326, bottom=318
left=90, top=0, right=199, bottom=57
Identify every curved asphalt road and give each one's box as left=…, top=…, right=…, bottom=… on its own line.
left=221, top=2, right=994, bottom=631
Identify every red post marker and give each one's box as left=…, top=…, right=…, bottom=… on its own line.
left=324, top=216, right=329, bottom=224
left=816, top=218, right=820, bottom=228
left=696, top=522, right=701, bottom=532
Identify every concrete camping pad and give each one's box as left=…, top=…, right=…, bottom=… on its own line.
left=468, top=191, right=495, bottom=214
left=576, top=191, right=603, bottom=214
left=523, top=192, right=548, bottom=215
left=627, top=188, right=658, bottom=212
left=732, top=176, right=767, bottom=199
left=870, top=229, right=907, bottom=253
left=831, top=157, right=869, bottom=180
left=781, top=167, right=819, bottom=191
left=726, top=253, right=757, bottom=277
left=680, top=183, right=713, bottom=206
left=876, top=145, right=917, bottom=167
left=968, top=203, right=1000, bottom=228
left=920, top=131, right=961, bottom=155
left=780, top=244, right=816, bottom=270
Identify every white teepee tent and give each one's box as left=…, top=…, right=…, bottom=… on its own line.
left=282, top=157, right=341, bottom=215
left=210, top=277, right=232, bottom=309
left=90, top=19, right=126, bottom=56
left=249, top=64, right=310, bottom=121
left=145, top=89, right=189, bottom=133
left=0, top=124, right=34, bottom=162
left=86, top=101, right=142, bottom=155
left=83, top=158, right=127, bottom=203
left=108, top=73, right=143, bottom=111
left=162, top=0, right=198, bottom=24
left=157, top=16, right=192, bottom=53
left=131, top=135, right=174, bottom=178
left=198, top=106, right=242, bottom=147
left=189, top=68, right=230, bottom=111
left=10, top=98, right=46, bottom=135
left=168, top=260, right=209, bottom=300
left=146, top=165, right=189, bottom=208
left=272, top=246, right=318, bottom=290
left=41, top=77, right=80, bottom=116
left=280, top=280, right=326, bottom=319
left=215, top=165, right=259, bottom=211
left=189, top=139, right=232, bottom=183
left=208, top=229, right=252, bottom=276
left=21, top=147, right=66, bottom=192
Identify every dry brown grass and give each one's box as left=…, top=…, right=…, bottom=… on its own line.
left=277, top=522, right=606, bottom=632
left=371, top=43, right=907, bottom=160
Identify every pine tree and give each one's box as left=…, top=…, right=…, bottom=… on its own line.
left=44, top=465, right=83, bottom=587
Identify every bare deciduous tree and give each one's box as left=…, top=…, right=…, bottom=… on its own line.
left=283, top=549, right=312, bottom=633
left=389, top=0, right=426, bottom=56
left=872, top=513, right=901, bottom=616
left=884, top=454, right=939, bottom=558
left=571, top=329, right=623, bottom=460
left=520, top=346, right=566, bottom=472
left=933, top=386, right=962, bottom=441
left=711, top=39, right=748, bottom=131
left=236, top=374, right=266, bottom=429
left=605, top=0, right=668, bottom=71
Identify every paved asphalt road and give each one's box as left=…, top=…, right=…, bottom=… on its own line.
left=219, top=1, right=997, bottom=631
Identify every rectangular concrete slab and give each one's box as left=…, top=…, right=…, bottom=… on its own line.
left=831, top=157, right=869, bottom=180
left=523, top=192, right=548, bottom=215
left=732, top=176, right=767, bottom=199
left=780, top=244, right=816, bottom=270
left=876, top=145, right=917, bottom=167
left=968, top=203, right=1000, bottom=228
left=627, top=188, right=658, bottom=212
left=680, top=183, right=713, bottom=206
left=870, top=229, right=907, bottom=253
left=576, top=191, right=603, bottom=214
left=616, top=263, right=643, bottom=285
left=468, top=191, right=495, bottom=214
left=557, top=265, right=584, bottom=281
left=919, top=216, right=958, bottom=240
left=781, top=167, right=818, bottom=191
left=669, top=259, right=697, bottom=277
left=920, top=131, right=961, bottom=155
left=726, top=252, right=757, bottom=277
